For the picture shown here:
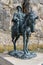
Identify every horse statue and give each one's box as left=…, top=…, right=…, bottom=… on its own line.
left=9, top=3, right=38, bottom=59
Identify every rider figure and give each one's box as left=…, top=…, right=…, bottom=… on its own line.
left=12, top=6, right=26, bottom=34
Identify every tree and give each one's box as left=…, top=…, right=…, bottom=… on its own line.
left=22, top=0, right=32, bottom=14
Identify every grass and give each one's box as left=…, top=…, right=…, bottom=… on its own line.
left=0, top=44, right=5, bottom=53
left=16, top=44, right=23, bottom=50
left=0, top=44, right=43, bottom=53
left=0, top=44, right=14, bottom=53
left=5, top=45, right=14, bottom=51
left=28, top=44, right=38, bottom=51
left=28, top=44, right=43, bottom=52
left=39, top=44, right=43, bottom=49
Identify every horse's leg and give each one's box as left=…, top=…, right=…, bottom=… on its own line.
left=13, top=35, right=20, bottom=50
left=13, top=40, right=16, bottom=50
left=26, top=35, right=29, bottom=53
left=23, top=31, right=27, bottom=54
left=26, top=27, right=31, bottom=53
left=11, top=33, right=16, bottom=50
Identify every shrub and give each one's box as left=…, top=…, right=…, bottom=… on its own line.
left=0, top=44, right=5, bottom=53
left=0, top=43, right=43, bottom=53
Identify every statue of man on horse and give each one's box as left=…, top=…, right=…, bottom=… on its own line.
left=9, top=0, right=38, bottom=59
left=11, top=5, right=31, bottom=56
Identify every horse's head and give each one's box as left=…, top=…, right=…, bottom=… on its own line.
left=29, top=11, right=38, bottom=33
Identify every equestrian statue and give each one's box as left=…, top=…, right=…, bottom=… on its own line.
left=9, top=0, right=38, bottom=59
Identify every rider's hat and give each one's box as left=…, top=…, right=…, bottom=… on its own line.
left=16, top=4, right=22, bottom=10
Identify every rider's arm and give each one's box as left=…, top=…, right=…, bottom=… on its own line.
left=12, top=13, right=19, bottom=23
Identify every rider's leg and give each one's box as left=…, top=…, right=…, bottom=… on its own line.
left=17, top=21, right=19, bottom=34
left=26, top=35, right=29, bottom=53
left=26, top=27, right=31, bottom=53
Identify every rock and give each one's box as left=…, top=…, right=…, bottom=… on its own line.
left=0, top=0, right=9, bottom=5
left=0, top=3, right=11, bottom=30
left=39, top=0, right=43, bottom=4
left=30, top=0, right=43, bottom=4
left=0, top=32, right=12, bottom=45
left=30, top=0, right=39, bottom=4
left=0, top=0, right=43, bottom=46
left=39, top=6, right=43, bottom=19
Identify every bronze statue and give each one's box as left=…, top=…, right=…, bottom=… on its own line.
left=9, top=0, right=38, bottom=59
left=11, top=6, right=31, bottom=55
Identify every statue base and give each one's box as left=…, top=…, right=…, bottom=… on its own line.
left=9, top=50, right=37, bottom=59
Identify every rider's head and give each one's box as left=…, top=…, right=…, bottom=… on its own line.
left=16, top=6, right=22, bottom=12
